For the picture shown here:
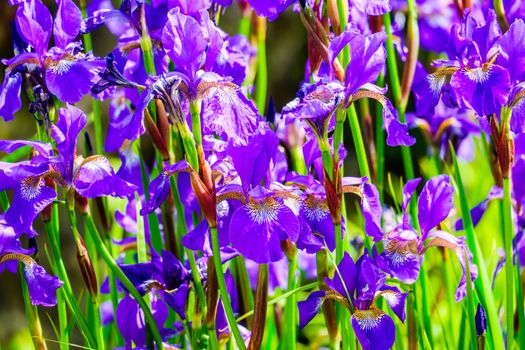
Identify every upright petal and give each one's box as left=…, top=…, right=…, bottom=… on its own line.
left=52, top=105, right=87, bottom=181
left=162, top=8, right=206, bottom=79
left=15, top=0, right=52, bottom=55
left=53, top=0, right=82, bottom=48
left=345, top=32, right=387, bottom=96
left=401, top=178, right=421, bottom=227
left=496, top=19, right=525, bottom=83
left=417, top=175, right=454, bottom=238
left=331, top=253, right=356, bottom=299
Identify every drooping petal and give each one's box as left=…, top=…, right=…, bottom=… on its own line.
left=7, top=183, right=56, bottom=235
left=298, top=290, right=326, bottom=328
left=418, top=175, right=454, bottom=238
left=74, top=156, right=137, bottom=198
left=24, top=263, right=63, bottom=307
left=377, top=286, right=408, bottom=323
left=53, top=0, right=82, bottom=48
left=361, top=183, right=383, bottom=241
left=45, top=47, right=104, bottom=104
left=450, top=65, right=511, bottom=117
left=0, top=72, right=23, bottom=121
left=381, top=96, right=416, bottom=146
left=376, top=229, right=421, bottom=284
left=351, top=308, right=396, bottom=350
left=15, top=0, right=52, bottom=55
left=248, top=0, right=296, bottom=21
left=229, top=188, right=300, bottom=263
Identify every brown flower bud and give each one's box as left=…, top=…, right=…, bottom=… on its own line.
left=145, top=108, right=170, bottom=161
left=41, top=178, right=55, bottom=222
left=76, top=235, right=98, bottom=300
left=323, top=166, right=342, bottom=225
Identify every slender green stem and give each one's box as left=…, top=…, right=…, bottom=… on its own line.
left=79, top=0, right=103, bottom=155
left=465, top=249, right=478, bottom=350
left=280, top=251, right=298, bottom=350
left=382, top=13, right=415, bottom=181
left=375, top=74, right=385, bottom=200
left=515, top=255, right=525, bottom=349
left=290, top=146, right=308, bottom=175
left=210, top=226, right=247, bottom=349
left=502, top=177, right=515, bottom=348
left=56, top=286, right=69, bottom=350
left=45, top=218, right=97, bottom=348
left=348, top=104, right=371, bottom=179
left=236, top=282, right=317, bottom=322
left=20, top=264, right=48, bottom=350
left=493, top=0, right=509, bottom=32
left=83, top=213, right=164, bottom=350
left=255, top=16, right=268, bottom=114
left=451, top=148, right=505, bottom=350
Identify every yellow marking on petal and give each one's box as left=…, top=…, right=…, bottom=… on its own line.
left=0, top=253, right=35, bottom=266
left=353, top=308, right=386, bottom=330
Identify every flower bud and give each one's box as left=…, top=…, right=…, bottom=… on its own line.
left=248, top=264, right=269, bottom=350
left=145, top=108, right=170, bottom=161
left=76, top=235, right=98, bottom=300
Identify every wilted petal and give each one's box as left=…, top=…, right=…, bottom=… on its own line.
left=351, top=308, right=395, bottom=350
left=298, top=290, right=326, bottom=328
left=381, top=97, right=416, bottom=146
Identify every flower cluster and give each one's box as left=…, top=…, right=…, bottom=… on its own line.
left=0, top=0, right=524, bottom=349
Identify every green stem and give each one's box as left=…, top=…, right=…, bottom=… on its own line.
left=255, top=16, right=268, bottom=114
left=45, top=218, right=97, bottom=348
left=502, top=177, right=515, bottom=348
left=20, top=264, right=48, bottom=350
left=280, top=251, right=298, bottom=350
left=56, top=286, right=69, bottom=350
left=83, top=213, right=164, bottom=350
left=382, top=13, right=415, bottom=181
left=375, top=74, right=385, bottom=200
left=492, top=0, right=509, bottom=32
left=210, top=226, right=247, bottom=349
left=451, top=148, right=505, bottom=350
left=465, top=249, right=478, bottom=350
left=348, top=104, right=371, bottom=179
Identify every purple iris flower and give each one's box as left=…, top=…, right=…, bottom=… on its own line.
left=362, top=175, right=478, bottom=301
left=0, top=142, right=56, bottom=234
left=298, top=253, right=407, bottom=350
left=0, top=0, right=103, bottom=120
left=284, top=25, right=414, bottom=147
left=413, top=10, right=521, bottom=120
left=229, top=186, right=300, bottom=263
left=0, top=217, right=63, bottom=307
left=0, top=105, right=136, bottom=232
